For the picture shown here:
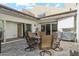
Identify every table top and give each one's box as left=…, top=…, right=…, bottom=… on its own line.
left=32, top=35, right=40, bottom=39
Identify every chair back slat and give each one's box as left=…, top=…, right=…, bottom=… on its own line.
left=52, top=32, right=58, bottom=40
left=28, top=32, right=33, bottom=38
left=39, top=32, right=45, bottom=37
left=41, top=35, right=53, bottom=49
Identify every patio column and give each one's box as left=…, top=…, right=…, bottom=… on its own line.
left=76, top=4, right=79, bottom=43
left=50, top=24, right=52, bottom=35
left=3, top=20, right=6, bottom=43
left=0, top=33, right=1, bottom=53
left=74, top=15, right=77, bottom=32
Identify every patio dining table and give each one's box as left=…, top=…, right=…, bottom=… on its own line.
left=32, top=34, right=40, bottom=44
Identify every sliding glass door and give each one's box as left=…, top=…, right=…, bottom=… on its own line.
left=46, top=24, right=50, bottom=35
left=26, top=24, right=32, bottom=32
left=23, top=24, right=32, bottom=37
left=41, top=24, right=57, bottom=35
left=52, top=24, right=57, bottom=32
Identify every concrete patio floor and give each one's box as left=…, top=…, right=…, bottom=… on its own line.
left=0, top=39, right=78, bottom=56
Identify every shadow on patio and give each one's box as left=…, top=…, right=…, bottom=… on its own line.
left=0, top=39, right=78, bottom=56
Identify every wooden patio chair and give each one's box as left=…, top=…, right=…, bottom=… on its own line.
left=28, top=32, right=33, bottom=38
left=52, top=32, right=63, bottom=51
left=40, top=35, right=53, bottom=56
left=24, top=32, right=36, bottom=51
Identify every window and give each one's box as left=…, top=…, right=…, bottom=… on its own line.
left=26, top=24, right=32, bottom=32
left=52, top=24, right=57, bottom=32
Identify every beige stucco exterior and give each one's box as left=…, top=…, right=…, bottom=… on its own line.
left=0, top=4, right=77, bottom=43
left=0, top=8, right=38, bottom=42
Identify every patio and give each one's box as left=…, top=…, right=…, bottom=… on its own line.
left=0, top=39, right=78, bottom=56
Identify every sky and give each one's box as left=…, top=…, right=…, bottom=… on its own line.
left=0, top=0, right=64, bottom=10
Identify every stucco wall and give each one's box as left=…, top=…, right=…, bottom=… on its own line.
left=0, top=13, right=38, bottom=39
left=58, top=17, right=74, bottom=32
left=58, top=17, right=74, bottom=28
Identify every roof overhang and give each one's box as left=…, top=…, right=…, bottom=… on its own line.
left=0, top=4, right=38, bottom=21
left=0, top=4, right=77, bottom=22
left=38, top=10, right=77, bottom=23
